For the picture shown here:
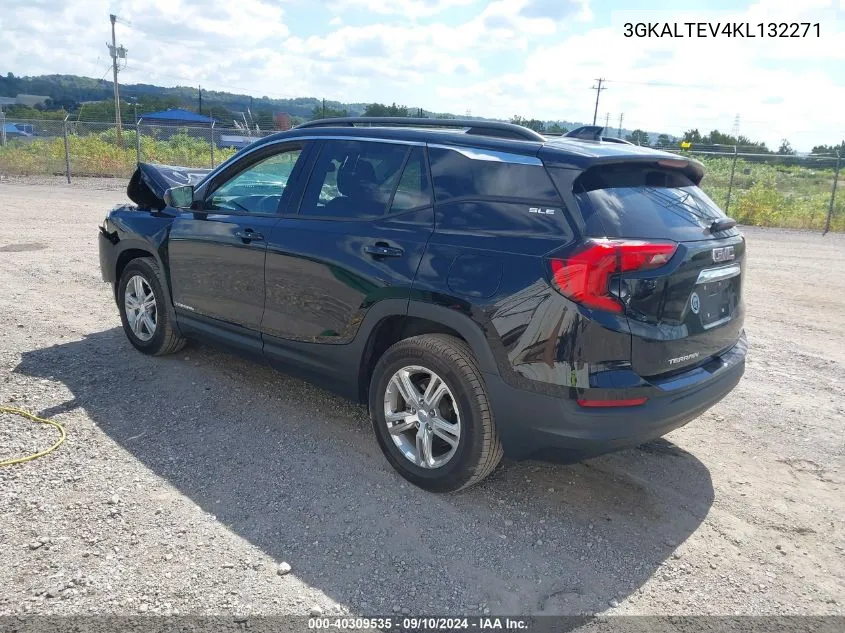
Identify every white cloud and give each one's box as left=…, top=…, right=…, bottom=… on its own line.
left=0, top=0, right=841, bottom=149
left=439, top=1, right=845, bottom=148
left=329, top=0, right=479, bottom=19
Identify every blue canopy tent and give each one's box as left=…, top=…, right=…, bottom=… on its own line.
left=137, top=108, right=216, bottom=127
left=2, top=122, right=33, bottom=137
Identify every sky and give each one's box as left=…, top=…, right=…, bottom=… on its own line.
left=1, top=0, right=843, bottom=150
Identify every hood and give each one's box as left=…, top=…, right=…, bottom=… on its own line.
left=127, top=163, right=211, bottom=210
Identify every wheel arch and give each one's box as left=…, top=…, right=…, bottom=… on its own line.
left=113, top=241, right=182, bottom=337
left=114, top=246, right=157, bottom=302
left=357, top=300, right=500, bottom=402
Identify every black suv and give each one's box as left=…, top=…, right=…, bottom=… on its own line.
left=99, top=118, right=746, bottom=492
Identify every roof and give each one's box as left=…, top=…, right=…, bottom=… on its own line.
left=224, top=119, right=703, bottom=182
left=139, top=108, right=216, bottom=124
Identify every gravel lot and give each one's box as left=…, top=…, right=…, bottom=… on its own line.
left=0, top=177, right=843, bottom=618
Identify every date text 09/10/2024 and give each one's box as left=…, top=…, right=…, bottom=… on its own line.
left=623, top=22, right=821, bottom=38
left=308, top=617, right=529, bottom=630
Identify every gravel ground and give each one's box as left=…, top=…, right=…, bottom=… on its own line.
left=0, top=176, right=843, bottom=618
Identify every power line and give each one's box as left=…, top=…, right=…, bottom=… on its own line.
left=591, top=78, right=606, bottom=126
left=605, top=79, right=717, bottom=90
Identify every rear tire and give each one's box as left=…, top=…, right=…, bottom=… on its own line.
left=117, top=257, right=186, bottom=356
left=369, top=334, right=503, bottom=492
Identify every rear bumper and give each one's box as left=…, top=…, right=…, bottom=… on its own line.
left=485, top=332, right=747, bottom=461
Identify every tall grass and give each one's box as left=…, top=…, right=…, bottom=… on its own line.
left=697, top=156, right=842, bottom=232
left=0, top=129, right=238, bottom=178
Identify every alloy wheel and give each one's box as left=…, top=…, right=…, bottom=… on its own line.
left=383, top=365, right=461, bottom=469
left=124, top=274, right=157, bottom=342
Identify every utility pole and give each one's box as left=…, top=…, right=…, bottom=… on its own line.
left=604, top=112, right=610, bottom=132
left=591, top=78, right=606, bottom=125
left=198, top=85, right=202, bottom=114
left=617, top=113, right=624, bottom=138
left=322, top=98, right=326, bottom=118
left=108, top=14, right=125, bottom=146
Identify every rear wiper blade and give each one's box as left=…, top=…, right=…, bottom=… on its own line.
left=710, top=217, right=737, bottom=232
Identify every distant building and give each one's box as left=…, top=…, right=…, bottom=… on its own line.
left=274, top=112, right=292, bottom=131
left=0, top=94, right=51, bottom=108
left=14, top=94, right=50, bottom=107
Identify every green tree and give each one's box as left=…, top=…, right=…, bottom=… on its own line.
left=363, top=102, right=409, bottom=117
left=310, top=105, right=348, bottom=120
left=625, top=129, right=650, bottom=145
left=655, top=133, right=672, bottom=148
left=810, top=142, right=844, bottom=155
left=706, top=129, right=738, bottom=145
left=682, top=128, right=703, bottom=144
left=510, top=116, right=545, bottom=132
left=547, top=123, right=568, bottom=134
left=1, top=104, right=68, bottom=120
left=777, top=139, right=796, bottom=155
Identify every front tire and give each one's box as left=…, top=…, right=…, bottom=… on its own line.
left=369, top=334, right=503, bottom=492
left=117, top=257, right=186, bottom=356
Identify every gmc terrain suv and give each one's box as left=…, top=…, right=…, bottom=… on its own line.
left=99, top=118, right=747, bottom=492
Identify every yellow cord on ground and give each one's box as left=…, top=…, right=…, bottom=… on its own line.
left=0, top=406, right=66, bottom=466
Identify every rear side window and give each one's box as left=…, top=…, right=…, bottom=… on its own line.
left=572, top=164, right=733, bottom=241
left=389, top=147, right=432, bottom=213
left=428, top=146, right=558, bottom=202
left=299, top=140, right=408, bottom=219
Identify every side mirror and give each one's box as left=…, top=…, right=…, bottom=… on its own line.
left=163, top=185, right=195, bottom=209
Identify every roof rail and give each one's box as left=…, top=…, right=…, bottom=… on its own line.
left=294, top=117, right=546, bottom=142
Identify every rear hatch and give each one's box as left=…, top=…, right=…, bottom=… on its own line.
left=572, top=161, right=745, bottom=377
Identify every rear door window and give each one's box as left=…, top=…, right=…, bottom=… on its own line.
left=299, top=140, right=408, bottom=219
left=572, top=165, right=735, bottom=241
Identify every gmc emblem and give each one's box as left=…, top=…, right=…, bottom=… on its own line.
left=712, top=246, right=735, bottom=263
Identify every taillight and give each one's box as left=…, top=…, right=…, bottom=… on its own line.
left=549, top=239, right=676, bottom=313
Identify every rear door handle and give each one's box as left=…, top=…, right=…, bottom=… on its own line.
left=364, top=243, right=404, bottom=258
left=234, top=229, right=264, bottom=242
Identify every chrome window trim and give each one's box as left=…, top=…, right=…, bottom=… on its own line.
left=696, top=264, right=741, bottom=284
left=427, top=143, right=543, bottom=166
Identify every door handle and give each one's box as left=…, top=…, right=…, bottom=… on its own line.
left=364, top=243, right=404, bottom=258
left=234, top=229, right=264, bottom=242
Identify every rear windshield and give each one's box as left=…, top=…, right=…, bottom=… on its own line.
left=573, top=165, right=732, bottom=241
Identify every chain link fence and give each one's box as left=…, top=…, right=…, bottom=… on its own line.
left=0, top=117, right=275, bottom=180
left=0, top=119, right=841, bottom=233
left=667, top=144, right=842, bottom=234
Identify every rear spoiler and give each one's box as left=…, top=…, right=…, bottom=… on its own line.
left=565, top=125, right=635, bottom=145
left=127, top=163, right=211, bottom=210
